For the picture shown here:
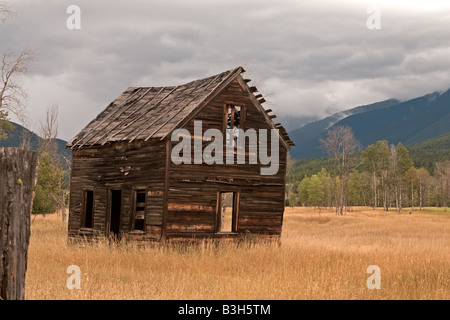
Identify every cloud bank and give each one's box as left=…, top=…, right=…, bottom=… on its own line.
left=3, top=0, right=450, bottom=139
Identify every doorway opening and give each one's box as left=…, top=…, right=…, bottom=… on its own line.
left=109, top=189, right=122, bottom=238
left=217, top=191, right=239, bottom=232
left=82, top=190, right=94, bottom=228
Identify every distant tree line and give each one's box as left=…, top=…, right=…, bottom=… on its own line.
left=286, top=126, right=450, bottom=212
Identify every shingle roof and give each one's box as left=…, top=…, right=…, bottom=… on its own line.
left=67, top=67, right=294, bottom=149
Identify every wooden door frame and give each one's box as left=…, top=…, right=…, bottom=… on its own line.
left=80, top=188, right=95, bottom=229
left=215, top=190, right=240, bottom=233
left=106, top=187, right=123, bottom=238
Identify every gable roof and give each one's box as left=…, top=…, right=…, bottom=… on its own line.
left=67, top=67, right=294, bottom=149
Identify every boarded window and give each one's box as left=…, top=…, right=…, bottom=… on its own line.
left=217, top=192, right=239, bottom=232
left=82, top=190, right=94, bottom=228
left=133, top=189, right=146, bottom=231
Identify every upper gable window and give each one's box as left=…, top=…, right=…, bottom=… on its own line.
left=225, top=105, right=242, bottom=147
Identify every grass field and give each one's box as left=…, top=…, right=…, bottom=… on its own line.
left=25, top=207, right=449, bottom=300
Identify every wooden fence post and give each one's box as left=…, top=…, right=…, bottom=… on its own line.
left=0, top=148, right=37, bottom=300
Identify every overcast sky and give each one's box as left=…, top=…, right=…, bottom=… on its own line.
left=3, top=0, right=450, bottom=140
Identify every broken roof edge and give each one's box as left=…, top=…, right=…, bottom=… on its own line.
left=161, top=67, right=294, bottom=150
left=158, top=66, right=245, bottom=141
left=234, top=75, right=294, bottom=150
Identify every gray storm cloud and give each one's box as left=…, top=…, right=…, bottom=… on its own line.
left=2, top=0, right=450, bottom=140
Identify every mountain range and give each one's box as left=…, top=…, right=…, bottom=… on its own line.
left=2, top=86, right=450, bottom=166
left=288, top=88, right=450, bottom=160
left=0, top=121, right=71, bottom=168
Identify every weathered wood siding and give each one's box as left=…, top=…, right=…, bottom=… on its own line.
left=68, top=76, right=288, bottom=242
left=166, top=78, right=287, bottom=240
left=68, top=140, right=166, bottom=240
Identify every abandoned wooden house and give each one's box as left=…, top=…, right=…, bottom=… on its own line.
left=66, top=66, right=294, bottom=242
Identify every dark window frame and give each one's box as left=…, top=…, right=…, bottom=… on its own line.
left=131, top=188, right=147, bottom=232
left=223, top=103, right=246, bottom=148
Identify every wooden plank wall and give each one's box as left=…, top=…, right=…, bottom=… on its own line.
left=69, top=77, right=287, bottom=242
left=167, top=78, right=287, bottom=240
left=68, top=140, right=166, bottom=240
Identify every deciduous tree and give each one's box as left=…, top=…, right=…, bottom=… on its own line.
left=405, top=166, right=418, bottom=212
left=320, top=126, right=360, bottom=215
left=361, top=140, right=390, bottom=210
left=390, top=142, right=413, bottom=212
left=416, top=167, right=431, bottom=210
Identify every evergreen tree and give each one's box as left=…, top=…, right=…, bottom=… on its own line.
left=0, top=109, right=14, bottom=140
left=32, top=151, right=66, bottom=214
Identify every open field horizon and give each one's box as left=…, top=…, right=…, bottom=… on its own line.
left=26, top=207, right=449, bottom=300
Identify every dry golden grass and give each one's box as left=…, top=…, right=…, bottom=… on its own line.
left=25, top=207, right=450, bottom=300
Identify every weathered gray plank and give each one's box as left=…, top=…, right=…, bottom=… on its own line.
left=0, top=148, right=37, bottom=300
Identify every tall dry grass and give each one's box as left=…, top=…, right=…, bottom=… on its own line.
left=25, top=207, right=449, bottom=299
